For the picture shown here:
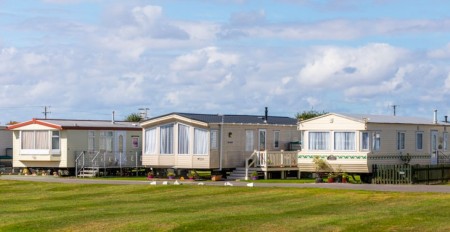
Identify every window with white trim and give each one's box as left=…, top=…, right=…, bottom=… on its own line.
left=372, top=131, right=381, bottom=151
left=245, top=130, right=254, bottom=151
left=51, top=131, right=60, bottom=150
left=334, top=132, right=355, bottom=151
left=178, top=124, right=190, bottom=154
left=361, top=132, right=370, bottom=151
left=273, top=131, right=280, bottom=149
left=416, top=132, right=423, bottom=150
left=21, top=131, right=50, bottom=149
left=194, top=128, right=208, bottom=154
left=160, top=124, right=174, bottom=154
left=144, top=128, right=157, bottom=154
left=308, top=132, right=329, bottom=150
left=397, top=131, right=405, bottom=150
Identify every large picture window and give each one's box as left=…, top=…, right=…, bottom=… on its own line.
left=194, top=128, right=208, bottom=154
left=178, top=124, right=190, bottom=154
left=21, top=131, right=49, bottom=149
left=160, top=124, right=174, bottom=154
left=308, top=132, right=329, bottom=150
left=334, top=132, right=355, bottom=151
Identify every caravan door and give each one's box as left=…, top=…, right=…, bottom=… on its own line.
left=430, top=130, right=438, bottom=165
left=114, top=131, right=127, bottom=165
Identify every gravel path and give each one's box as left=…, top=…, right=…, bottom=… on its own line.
left=1, top=175, right=450, bottom=193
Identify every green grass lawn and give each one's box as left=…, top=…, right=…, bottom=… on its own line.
left=1, top=180, right=449, bottom=232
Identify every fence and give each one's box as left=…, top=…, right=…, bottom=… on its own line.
left=372, top=164, right=450, bottom=184
left=75, top=150, right=143, bottom=177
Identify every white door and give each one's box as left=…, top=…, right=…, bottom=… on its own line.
left=258, top=129, right=266, bottom=151
left=430, top=130, right=438, bottom=165
left=114, top=131, right=127, bottom=165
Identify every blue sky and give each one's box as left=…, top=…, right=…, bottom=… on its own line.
left=2, top=0, right=450, bottom=123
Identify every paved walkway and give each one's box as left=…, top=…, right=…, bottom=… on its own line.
left=1, top=175, right=450, bottom=193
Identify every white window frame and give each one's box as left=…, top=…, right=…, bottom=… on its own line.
left=273, top=131, right=280, bottom=149
left=361, top=131, right=370, bottom=151
left=194, top=128, right=208, bottom=155
left=397, top=131, right=406, bottom=151
left=144, top=127, right=157, bottom=155
left=372, top=131, right=381, bottom=151
left=308, top=132, right=330, bottom=151
left=51, top=131, right=60, bottom=154
left=334, top=131, right=356, bottom=151
left=160, top=124, right=174, bottom=155
left=416, top=131, right=424, bottom=151
left=178, top=124, right=190, bottom=155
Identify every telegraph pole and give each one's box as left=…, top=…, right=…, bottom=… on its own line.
left=42, top=106, right=51, bottom=119
left=392, top=105, right=398, bottom=116
left=138, top=107, right=149, bottom=120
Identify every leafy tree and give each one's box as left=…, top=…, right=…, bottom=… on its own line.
left=295, top=110, right=327, bottom=120
left=6, top=121, right=19, bottom=125
left=124, top=113, right=142, bottom=122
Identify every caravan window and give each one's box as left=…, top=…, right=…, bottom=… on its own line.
left=334, top=132, right=355, bottom=151
left=160, top=124, right=174, bottom=154
left=308, top=132, right=329, bottom=150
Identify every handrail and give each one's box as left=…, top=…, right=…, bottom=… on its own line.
left=438, top=150, right=450, bottom=164
left=245, top=150, right=258, bottom=180
left=91, top=151, right=101, bottom=167
left=75, top=151, right=85, bottom=178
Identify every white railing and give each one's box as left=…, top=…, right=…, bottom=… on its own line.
left=75, top=150, right=142, bottom=176
left=257, top=150, right=298, bottom=168
left=75, top=151, right=85, bottom=178
left=244, top=150, right=298, bottom=180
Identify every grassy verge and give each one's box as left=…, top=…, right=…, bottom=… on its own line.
left=1, top=180, right=449, bottom=231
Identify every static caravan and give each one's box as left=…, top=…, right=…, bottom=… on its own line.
left=141, top=111, right=299, bottom=178
left=298, top=112, right=450, bottom=178
left=0, top=126, right=13, bottom=167
left=8, top=118, right=142, bottom=174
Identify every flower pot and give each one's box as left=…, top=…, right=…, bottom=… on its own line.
left=327, top=177, right=334, bottom=183
left=168, top=176, right=174, bottom=180
left=342, top=177, right=347, bottom=183
left=252, top=176, right=258, bottom=180
left=211, top=175, right=221, bottom=181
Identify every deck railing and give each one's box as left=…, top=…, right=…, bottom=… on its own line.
left=245, top=150, right=298, bottom=180
left=257, top=150, right=298, bottom=168
left=75, top=150, right=142, bottom=177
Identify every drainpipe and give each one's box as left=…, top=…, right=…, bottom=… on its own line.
left=112, top=111, right=115, bottom=124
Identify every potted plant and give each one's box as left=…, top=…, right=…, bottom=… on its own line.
left=251, top=171, right=258, bottom=180
left=147, top=171, right=154, bottom=180
left=313, top=156, right=332, bottom=183
left=341, top=172, right=349, bottom=183
left=187, top=171, right=195, bottom=180
left=167, top=171, right=175, bottom=180
left=327, top=172, right=336, bottom=183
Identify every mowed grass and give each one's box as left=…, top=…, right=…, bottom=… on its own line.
left=0, top=181, right=449, bottom=232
